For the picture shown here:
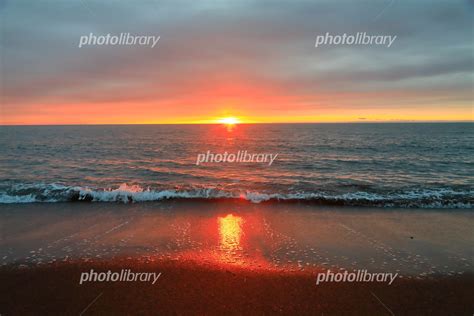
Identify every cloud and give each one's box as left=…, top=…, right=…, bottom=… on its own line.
left=0, top=0, right=472, bottom=122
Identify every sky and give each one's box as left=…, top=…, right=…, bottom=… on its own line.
left=0, top=0, right=473, bottom=124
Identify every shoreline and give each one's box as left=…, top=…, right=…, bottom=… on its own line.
left=1, top=188, right=471, bottom=208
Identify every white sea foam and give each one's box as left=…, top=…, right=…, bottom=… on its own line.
left=0, top=182, right=471, bottom=208
left=0, top=193, right=39, bottom=203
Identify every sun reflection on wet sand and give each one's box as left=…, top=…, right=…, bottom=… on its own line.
left=218, top=214, right=244, bottom=264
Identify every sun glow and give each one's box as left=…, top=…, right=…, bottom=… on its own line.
left=217, top=117, right=240, bottom=125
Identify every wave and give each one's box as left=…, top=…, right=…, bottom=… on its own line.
left=0, top=183, right=472, bottom=209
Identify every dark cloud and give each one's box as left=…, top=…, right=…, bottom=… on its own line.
left=1, top=0, right=472, bottom=116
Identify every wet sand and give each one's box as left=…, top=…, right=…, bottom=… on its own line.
left=1, top=201, right=473, bottom=314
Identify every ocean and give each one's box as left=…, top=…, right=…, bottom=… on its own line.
left=0, top=123, right=472, bottom=208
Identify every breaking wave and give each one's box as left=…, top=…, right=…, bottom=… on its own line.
left=0, top=183, right=472, bottom=209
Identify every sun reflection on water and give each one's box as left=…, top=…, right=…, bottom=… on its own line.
left=217, top=214, right=244, bottom=264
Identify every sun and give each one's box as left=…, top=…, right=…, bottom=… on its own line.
left=217, top=117, right=240, bottom=125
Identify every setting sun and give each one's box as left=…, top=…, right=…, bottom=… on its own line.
left=218, top=117, right=240, bottom=125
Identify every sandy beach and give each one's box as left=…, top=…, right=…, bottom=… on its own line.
left=2, top=258, right=473, bottom=315
left=1, top=201, right=473, bottom=315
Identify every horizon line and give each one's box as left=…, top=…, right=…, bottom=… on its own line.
left=1, top=120, right=473, bottom=126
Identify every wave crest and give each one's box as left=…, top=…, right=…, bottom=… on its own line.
left=0, top=183, right=472, bottom=209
